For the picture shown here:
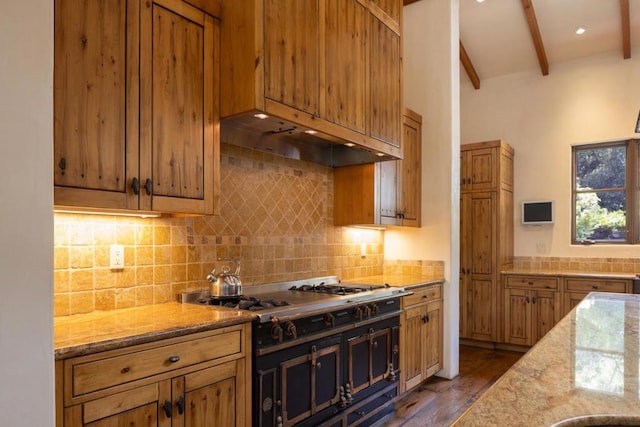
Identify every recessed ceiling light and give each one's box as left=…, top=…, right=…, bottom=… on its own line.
left=476, top=0, right=485, bottom=3
left=254, top=113, right=269, bottom=119
left=575, top=27, right=586, bottom=35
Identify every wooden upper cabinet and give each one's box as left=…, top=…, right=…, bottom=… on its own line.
left=369, top=0, right=401, bottom=25
left=399, top=109, right=421, bottom=226
left=369, top=14, right=401, bottom=148
left=334, top=108, right=421, bottom=227
left=54, top=0, right=220, bottom=215
left=54, top=0, right=139, bottom=210
left=265, top=0, right=320, bottom=116
left=324, top=0, right=366, bottom=133
left=220, top=0, right=403, bottom=158
left=140, top=0, right=218, bottom=214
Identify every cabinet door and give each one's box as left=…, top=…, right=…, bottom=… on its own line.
left=468, top=278, right=494, bottom=341
left=424, top=301, right=442, bottom=377
left=264, top=0, right=319, bottom=116
left=379, top=160, right=399, bottom=224
left=181, top=360, right=243, bottom=427
left=324, top=0, right=366, bottom=133
left=54, top=0, right=140, bottom=210
left=402, top=306, right=425, bottom=391
left=398, top=110, right=422, bottom=227
left=140, top=0, right=217, bottom=214
left=369, top=15, right=401, bottom=148
left=504, top=288, right=531, bottom=346
left=461, top=147, right=496, bottom=191
left=532, top=290, right=560, bottom=344
left=64, top=383, right=165, bottom=427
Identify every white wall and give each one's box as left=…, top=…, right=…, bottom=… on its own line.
left=387, top=0, right=460, bottom=379
left=461, top=51, right=640, bottom=258
left=0, top=0, right=54, bottom=425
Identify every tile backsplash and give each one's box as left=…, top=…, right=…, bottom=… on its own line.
left=54, top=144, right=385, bottom=316
left=513, top=256, right=640, bottom=273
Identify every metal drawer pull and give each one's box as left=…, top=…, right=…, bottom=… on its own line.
left=177, top=396, right=185, bottom=415
left=168, top=356, right=181, bottom=363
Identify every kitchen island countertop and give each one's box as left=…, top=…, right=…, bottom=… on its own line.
left=54, top=302, right=255, bottom=359
left=453, top=292, right=640, bottom=426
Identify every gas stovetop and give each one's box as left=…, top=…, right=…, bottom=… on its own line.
left=179, top=276, right=409, bottom=323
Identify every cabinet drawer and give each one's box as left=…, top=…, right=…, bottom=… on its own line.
left=402, top=284, right=442, bottom=307
left=565, top=278, right=628, bottom=293
left=505, top=275, right=558, bottom=290
left=71, top=330, right=241, bottom=397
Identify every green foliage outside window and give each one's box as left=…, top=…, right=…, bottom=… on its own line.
left=574, top=144, right=627, bottom=242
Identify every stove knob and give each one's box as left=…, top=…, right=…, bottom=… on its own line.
left=363, top=305, right=372, bottom=319
left=354, top=306, right=363, bottom=321
left=270, top=323, right=283, bottom=342
left=284, top=321, right=297, bottom=339
left=324, top=312, right=336, bottom=328
left=369, top=303, right=379, bottom=316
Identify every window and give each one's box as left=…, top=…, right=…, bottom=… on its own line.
left=572, top=140, right=638, bottom=243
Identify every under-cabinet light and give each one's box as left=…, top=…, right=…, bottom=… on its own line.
left=304, top=130, right=318, bottom=135
left=54, top=208, right=161, bottom=218
left=344, top=143, right=355, bottom=147
left=254, top=113, right=269, bottom=119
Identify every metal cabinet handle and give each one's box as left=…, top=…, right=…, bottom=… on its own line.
left=168, top=356, right=180, bottom=363
left=144, top=178, right=152, bottom=195
left=131, top=177, right=140, bottom=195
left=163, top=400, right=172, bottom=418
left=177, top=396, right=185, bottom=415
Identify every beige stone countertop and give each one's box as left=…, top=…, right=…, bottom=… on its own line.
left=344, top=274, right=444, bottom=289
left=501, top=268, right=637, bottom=280
left=54, top=302, right=256, bottom=360
left=452, top=292, right=640, bottom=427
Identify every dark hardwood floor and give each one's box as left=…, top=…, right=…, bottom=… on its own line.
left=381, top=345, right=523, bottom=427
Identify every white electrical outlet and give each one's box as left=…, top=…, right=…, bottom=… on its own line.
left=110, top=245, right=125, bottom=269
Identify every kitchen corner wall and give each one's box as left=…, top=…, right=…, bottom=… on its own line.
left=54, top=143, right=385, bottom=317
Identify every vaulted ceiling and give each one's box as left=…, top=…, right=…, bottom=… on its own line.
left=404, top=0, right=640, bottom=89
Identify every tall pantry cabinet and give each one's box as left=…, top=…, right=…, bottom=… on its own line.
left=459, top=140, right=514, bottom=343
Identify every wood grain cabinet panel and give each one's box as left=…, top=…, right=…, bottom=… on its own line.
left=460, top=141, right=514, bottom=344
left=334, top=108, right=422, bottom=227
left=264, top=0, right=320, bottom=116
left=57, top=326, right=250, bottom=427
left=400, top=284, right=443, bottom=394
left=54, top=0, right=220, bottom=215
left=503, top=275, right=560, bottom=346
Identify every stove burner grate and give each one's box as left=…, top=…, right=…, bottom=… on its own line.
left=288, top=283, right=378, bottom=295
left=208, top=296, right=290, bottom=311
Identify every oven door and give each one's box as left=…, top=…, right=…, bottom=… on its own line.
left=255, top=334, right=342, bottom=427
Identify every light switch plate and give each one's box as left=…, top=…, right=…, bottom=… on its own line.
left=110, top=245, right=124, bottom=270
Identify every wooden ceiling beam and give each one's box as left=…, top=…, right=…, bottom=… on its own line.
left=460, top=40, right=480, bottom=90
left=621, top=0, right=631, bottom=59
left=521, top=0, right=549, bottom=76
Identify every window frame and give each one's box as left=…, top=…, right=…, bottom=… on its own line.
left=571, top=140, right=638, bottom=244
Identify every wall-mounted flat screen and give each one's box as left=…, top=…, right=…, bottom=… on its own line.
left=522, top=201, right=554, bottom=225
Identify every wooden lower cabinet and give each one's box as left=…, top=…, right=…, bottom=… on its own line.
left=400, top=284, right=443, bottom=394
left=57, top=325, right=250, bottom=427
left=504, top=288, right=560, bottom=346
left=562, top=278, right=631, bottom=316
